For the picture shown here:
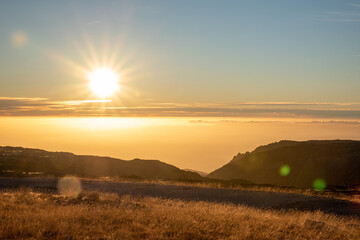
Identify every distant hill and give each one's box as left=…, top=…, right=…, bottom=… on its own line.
left=182, top=169, right=208, bottom=177
left=0, top=146, right=202, bottom=181
left=207, top=140, right=360, bottom=188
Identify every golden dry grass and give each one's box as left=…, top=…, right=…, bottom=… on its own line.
left=0, top=188, right=359, bottom=240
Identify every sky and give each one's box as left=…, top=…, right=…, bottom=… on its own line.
left=0, top=1, right=359, bottom=171
left=0, top=0, right=359, bottom=116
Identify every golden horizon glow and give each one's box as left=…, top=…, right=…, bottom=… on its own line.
left=88, top=68, right=119, bottom=98
left=1, top=117, right=360, bottom=172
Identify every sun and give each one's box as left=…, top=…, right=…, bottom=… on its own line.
left=88, top=68, right=119, bottom=98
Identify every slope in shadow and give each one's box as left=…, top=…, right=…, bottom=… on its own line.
left=208, top=140, right=360, bottom=188
left=0, top=146, right=201, bottom=181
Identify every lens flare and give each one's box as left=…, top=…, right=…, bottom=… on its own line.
left=11, top=31, right=28, bottom=48
left=279, top=165, right=291, bottom=176
left=58, top=176, right=82, bottom=197
left=313, top=178, right=326, bottom=191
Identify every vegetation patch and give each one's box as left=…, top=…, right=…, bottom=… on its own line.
left=0, top=189, right=359, bottom=240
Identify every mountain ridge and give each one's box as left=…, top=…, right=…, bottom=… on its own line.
left=0, top=146, right=202, bottom=181
left=207, top=140, right=360, bottom=188
left=2, top=140, right=360, bottom=189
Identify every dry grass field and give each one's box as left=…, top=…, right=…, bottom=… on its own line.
left=0, top=188, right=359, bottom=240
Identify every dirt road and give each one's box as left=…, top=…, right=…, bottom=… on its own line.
left=0, top=177, right=359, bottom=217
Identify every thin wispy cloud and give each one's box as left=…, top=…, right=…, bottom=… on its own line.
left=316, top=3, right=360, bottom=22
left=0, top=97, right=359, bottom=119
left=0, top=97, right=48, bottom=101
left=85, top=20, right=99, bottom=26
left=55, top=100, right=112, bottom=105
left=348, top=2, right=360, bottom=8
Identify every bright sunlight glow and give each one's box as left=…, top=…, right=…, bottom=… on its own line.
left=88, top=68, right=119, bottom=98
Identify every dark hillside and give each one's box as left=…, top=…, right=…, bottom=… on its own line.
left=208, top=140, right=360, bottom=188
left=0, top=146, right=202, bottom=181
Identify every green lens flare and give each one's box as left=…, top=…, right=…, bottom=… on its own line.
left=279, top=165, right=291, bottom=176
left=313, top=178, right=326, bottom=191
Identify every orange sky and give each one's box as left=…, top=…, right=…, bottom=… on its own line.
left=1, top=117, right=359, bottom=172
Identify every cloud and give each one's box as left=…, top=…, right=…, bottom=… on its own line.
left=0, top=97, right=112, bottom=116
left=0, top=97, right=49, bottom=109
left=0, top=97, right=360, bottom=119
left=85, top=20, right=99, bottom=26
left=315, top=3, right=360, bottom=22
left=348, top=3, right=360, bottom=8
left=188, top=119, right=360, bottom=125
left=0, top=97, right=48, bottom=101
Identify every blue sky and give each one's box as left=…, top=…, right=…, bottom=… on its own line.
left=0, top=0, right=359, bottom=117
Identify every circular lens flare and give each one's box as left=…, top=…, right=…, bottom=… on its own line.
left=313, top=178, right=326, bottom=191
left=58, top=176, right=82, bottom=197
left=88, top=68, right=119, bottom=98
left=279, top=164, right=291, bottom=176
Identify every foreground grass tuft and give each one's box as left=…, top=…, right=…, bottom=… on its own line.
left=0, top=189, right=359, bottom=239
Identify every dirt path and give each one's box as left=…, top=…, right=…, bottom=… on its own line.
left=1, top=177, right=359, bottom=217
